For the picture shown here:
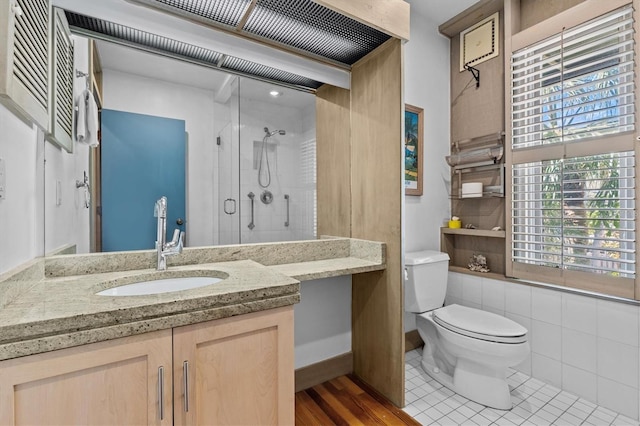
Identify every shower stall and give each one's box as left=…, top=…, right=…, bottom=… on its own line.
left=214, top=76, right=317, bottom=245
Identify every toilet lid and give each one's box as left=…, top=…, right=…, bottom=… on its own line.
left=433, top=304, right=528, bottom=344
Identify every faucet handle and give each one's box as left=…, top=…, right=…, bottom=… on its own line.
left=169, top=228, right=181, bottom=245
left=166, top=229, right=184, bottom=253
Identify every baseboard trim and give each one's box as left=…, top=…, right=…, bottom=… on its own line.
left=295, top=352, right=353, bottom=392
left=295, top=334, right=421, bottom=393
left=405, top=330, right=423, bottom=352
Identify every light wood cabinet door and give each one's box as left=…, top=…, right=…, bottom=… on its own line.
left=173, top=306, right=294, bottom=426
left=0, top=329, right=173, bottom=426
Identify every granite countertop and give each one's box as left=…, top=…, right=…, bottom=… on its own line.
left=0, top=237, right=386, bottom=361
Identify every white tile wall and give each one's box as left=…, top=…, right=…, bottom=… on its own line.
left=444, top=272, right=640, bottom=420
left=597, top=300, right=639, bottom=346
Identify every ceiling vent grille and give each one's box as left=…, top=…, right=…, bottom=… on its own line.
left=245, top=0, right=390, bottom=64
left=222, top=56, right=321, bottom=88
left=65, top=12, right=224, bottom=64
left=152, top=0, right=251, bottom=27
left=65, top=11, right=322, bottom=90
left=128, top=0, right=390, bottom=66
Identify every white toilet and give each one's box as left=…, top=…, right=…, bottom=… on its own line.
left=405, top=250, right=530, bottom=410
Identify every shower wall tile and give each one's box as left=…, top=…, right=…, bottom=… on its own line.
left=229, top=94, right=316, bottom=244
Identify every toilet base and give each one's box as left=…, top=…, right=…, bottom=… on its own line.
left=421, top=352, right=513, bottom=410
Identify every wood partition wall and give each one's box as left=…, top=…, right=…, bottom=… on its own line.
left=316, top=38, right=405, bottom=407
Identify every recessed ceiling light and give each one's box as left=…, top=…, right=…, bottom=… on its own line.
left=269, top=90, right=282, bottom=97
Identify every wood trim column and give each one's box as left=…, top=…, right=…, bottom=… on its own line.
left=316, top=84, right=351, bottom=238
left=350, top=38, right=404, bottom=407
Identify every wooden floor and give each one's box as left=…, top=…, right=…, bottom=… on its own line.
left=295, top=374, right=420, bottom=425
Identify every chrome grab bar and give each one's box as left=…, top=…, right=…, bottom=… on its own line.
left=284, top=194, right=290, bottom=227
left=248, top=192, right=255, bottom=230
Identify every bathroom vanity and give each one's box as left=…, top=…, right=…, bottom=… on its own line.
left=0, top=308, right=292, bottom=425
left=0, top=238, right=385, bottom=425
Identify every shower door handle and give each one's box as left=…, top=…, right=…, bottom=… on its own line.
left=247, top=192, right=255, bottom=230
left=284, top=194, right=290, bottom=227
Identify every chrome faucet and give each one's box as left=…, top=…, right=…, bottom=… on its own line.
left=154, top=196, right=184, bottom=271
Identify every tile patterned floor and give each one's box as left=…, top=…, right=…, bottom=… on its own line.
left=404, top=349, right=639, bottom=426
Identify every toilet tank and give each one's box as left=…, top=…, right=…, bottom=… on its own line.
left=405, top=250, right=450, bottom=313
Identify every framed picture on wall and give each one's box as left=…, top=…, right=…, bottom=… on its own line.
left=404, top=104, right=424, bottom=196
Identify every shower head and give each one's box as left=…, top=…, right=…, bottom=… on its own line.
left=264, top=128, right=286, bottom=137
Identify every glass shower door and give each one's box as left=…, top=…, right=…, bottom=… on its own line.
left=216, top=77, right=241, bottom=245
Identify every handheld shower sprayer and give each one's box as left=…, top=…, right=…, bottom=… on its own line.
left=264, top=127, right=286, bottom=137
left=259, top=127, right=286, bottom=188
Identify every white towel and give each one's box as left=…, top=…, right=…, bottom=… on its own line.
left=75, top=89, right=99, bottom=147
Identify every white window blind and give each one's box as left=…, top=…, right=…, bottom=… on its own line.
left=512, top=5, right=635, bottom=149
left=512, top=152, right=635, bottom=278
left=510, top=4, right=636, bottom=291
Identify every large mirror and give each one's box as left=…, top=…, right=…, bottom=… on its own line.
left=44, top=34, right=317, bottom=255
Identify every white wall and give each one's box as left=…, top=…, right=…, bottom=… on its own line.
left=102, top=69, right=216, bottom=247
left=403, top=8, right=452, bottom=332
left=0, top=105, right=42, bottom=274
left=294, top=276, right=352, bottom=368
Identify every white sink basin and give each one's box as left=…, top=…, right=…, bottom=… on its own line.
left=97, top=276, right=224, bottom=296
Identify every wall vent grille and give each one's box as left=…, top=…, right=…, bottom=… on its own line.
left=52, top=8, right=74, bottom=149
left=13, top=0, right=49, bottom=109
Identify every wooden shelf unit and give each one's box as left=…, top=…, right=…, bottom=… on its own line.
left=441, top=227, right=505, bottom=238
left=444, top=130, right=507, bottom=275
left=441, top=227, right=506, bottom=275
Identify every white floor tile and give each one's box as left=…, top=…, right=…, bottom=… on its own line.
left=403, top=349, right=634, bottom=425
left=402, top=403, right=423, bottom=417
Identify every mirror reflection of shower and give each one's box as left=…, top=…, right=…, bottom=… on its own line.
left=259, top=127, right=286, bottom=188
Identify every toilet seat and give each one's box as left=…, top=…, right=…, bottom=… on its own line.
left=433, top=304, right=527, bottom=344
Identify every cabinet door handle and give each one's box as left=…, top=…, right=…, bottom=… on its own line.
left=183, top=360, right=190, bottom=412
left=158, top=366, right=164, bottom=421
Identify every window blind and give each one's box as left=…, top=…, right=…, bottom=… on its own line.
left=510, top=4, right=637, bottom=287
left=512, top=152, right=635, bottom=278
left=511, top=5, right=635, bottom=149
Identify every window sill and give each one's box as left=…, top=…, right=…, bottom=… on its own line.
left=448, top=266, right=640, bottom=306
